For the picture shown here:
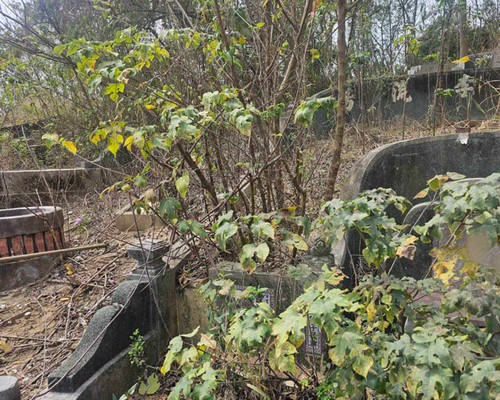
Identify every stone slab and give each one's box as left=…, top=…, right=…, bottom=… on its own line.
left=115, top=212, right=167, bottom=232
left=0, top=206, right=63, bottom=238
left=0, top=376, right=21, bottom=400
left=209, top=262, right=326, bottom=359
left=39, top=331, right=159, bottom=400
left=48, top=279, right=151, bottom=392
left=43, top=242, right=188, bottom=399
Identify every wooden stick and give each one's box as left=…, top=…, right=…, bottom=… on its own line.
left=0, top=334, right=75, bottom=343
left=0, top=243, right=107, bottom=264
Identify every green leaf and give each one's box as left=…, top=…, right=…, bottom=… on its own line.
left=269, top=341, right=298, bottom=373
left=159, top=197, right=182, bottom=220
left=447, top=172, right=466, bottom=181
left=176, top=173, right=190, bottom=198
left=42, top=133, right=59, bottom=148
left=215, top=221, right=238, bottom=252
left=247, top=384, right=270, bottom=399
left=54, top=44, right=65, bottom=55
left=415, top=366, right=455, bottom=400
left=240, top=243, right=256, bottom=260
left=168, top=376, right=192, bottom=400
left=214, top=279, right=234, bottom=296
left=190, top=221, right=208, bottom=238
left=138, top=373, right=160, bottom=395
left=105, top=82, right=125, bottom=102
left=251, top=220, right=275, bottom=240
left=192, top=364, right=219, bottom=399
left=255, top=243, right=270, bottom=262
left=161, top=336, right=183, bottom=374
left=460, top=359, right=500, bottom=393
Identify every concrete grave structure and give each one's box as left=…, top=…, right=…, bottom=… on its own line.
left=36, top=240, right=187, bottom=400
left=208, top=262, right=326, bottom=359
left=5, top=133, right=498, bottom=399
left=0, top=168, right=103, bottom=207
left=335, top=131, right=500, bottom=286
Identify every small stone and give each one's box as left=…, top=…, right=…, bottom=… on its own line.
left=0, top=376, right=21, bottom=400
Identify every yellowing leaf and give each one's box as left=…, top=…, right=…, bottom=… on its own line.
left=62, top=140, right=77, bottom=154
left=0, top=340, right=12, bottom=353
left=108, top=138, right=120, bottom=156
left=433, top=260, right=456, bottom=286
left=145, top=104, right=156, bottom=110
left=353, top=354, right=374, bottom=378
left=65, top=263, right=75, bottom=275
left=124, top=135, right=134, bottom=151
left=366, top=301, right=377, bottom=322
left=453, top=55, right=470, bottom=64
left=396, top=236, right=418, bottom=260
left=199, top=333, right=217, bottom=350
left=310, top=48, right=320, bottom=61
left=414, top=188, right=429, bottom=199
left=87, top=58, right=96, bottom=71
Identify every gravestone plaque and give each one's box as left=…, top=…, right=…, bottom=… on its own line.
left=210, top=262, right=325, bottom=357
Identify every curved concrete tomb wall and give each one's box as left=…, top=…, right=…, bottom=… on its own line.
left=0, top=206, right=65, bottom=292
left=337, top=131, right=500, bottom=285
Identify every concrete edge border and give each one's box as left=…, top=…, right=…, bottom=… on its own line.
left=30, top=240, right=192, bottom=400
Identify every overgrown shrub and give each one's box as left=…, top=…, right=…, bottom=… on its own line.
left=156, top=173, right=499, bottom=400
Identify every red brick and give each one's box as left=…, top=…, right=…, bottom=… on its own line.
left=11, top=236, right=24, bottom=255
left=54, top=229, right=64, bottom=250
left=0, top=238, right=9, bottom=257
left=24, top=235, right=35, bottom=254
left=35, top=232, right=46, bottom=252
left=44, top=232, right=55, bottom=251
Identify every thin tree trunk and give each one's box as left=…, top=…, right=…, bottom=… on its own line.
left=458, top=0, right=468, bottom=58
left=324, top=0, right=347, bottom=200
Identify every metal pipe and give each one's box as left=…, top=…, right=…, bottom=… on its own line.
left=0, top=243, right=107, bottom=263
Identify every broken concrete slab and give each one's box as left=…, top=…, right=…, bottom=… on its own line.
left=0, top=257, right=57, bottom=293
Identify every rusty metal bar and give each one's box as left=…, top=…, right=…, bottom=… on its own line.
left=0, top=243, right=107, bottom=263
